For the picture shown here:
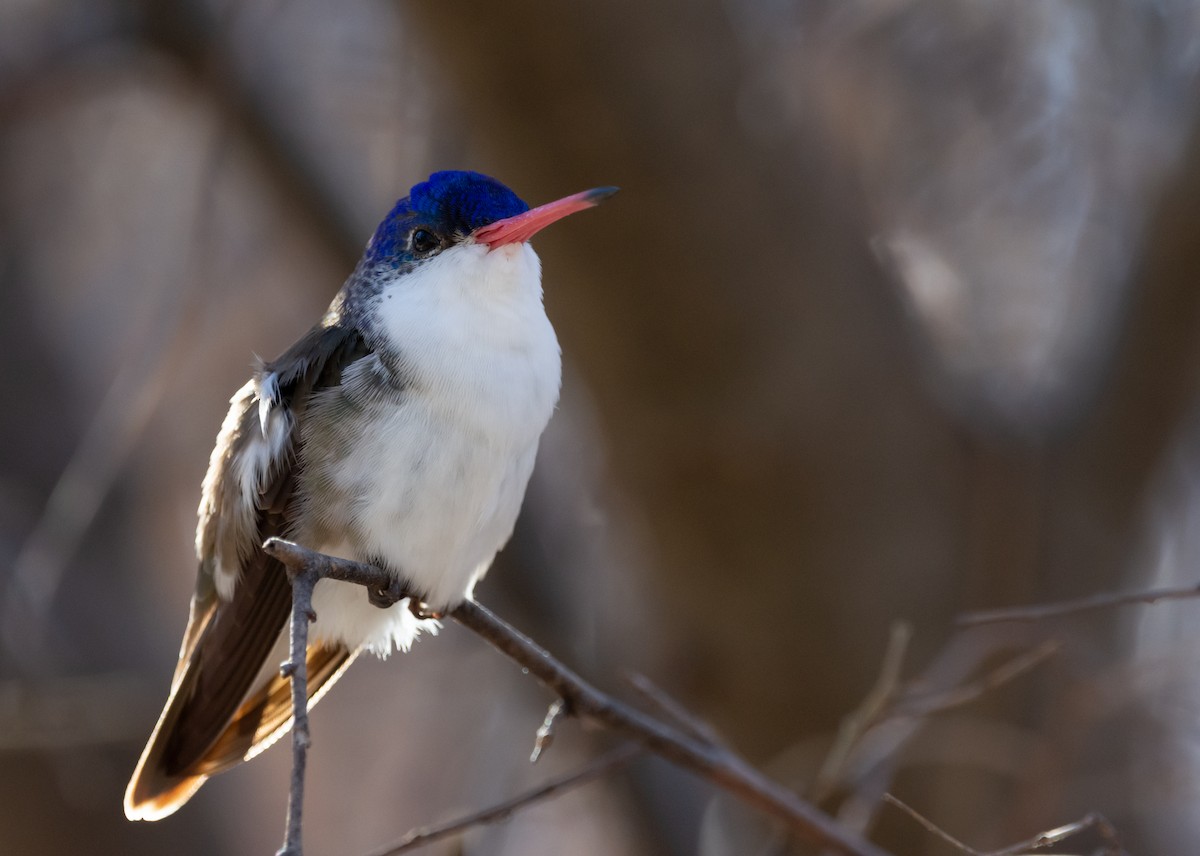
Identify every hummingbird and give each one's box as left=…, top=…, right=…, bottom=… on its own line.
left=124, top=170, right=617, bottom=821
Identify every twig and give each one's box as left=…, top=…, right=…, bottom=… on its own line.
left=454, top=597, right=886, bottom=855
left=884, top=794, right=1124, bottom=856
left=893, top=640, right=1062, bottom=718
left=811, top=626, right=1061, bottom=842
left=263, top=538, right=889, bottom=856
left=276, top=560, right=319, bottom=856
left=531, top=699, right=569, bottom=763
left=957, top=582, right=1200, bottom=626
left=812, top=622, right=911, bottom=803
left=623, top=671, right=725, bottom=748
left=363, top=744, right=643, bottom=856
left=0, top=132, right=224, bottom=672
left=883, top=793, right=979, bottom=854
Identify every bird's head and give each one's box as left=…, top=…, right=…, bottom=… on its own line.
left=346, top=170, right=615, bottom=355
left=363, top=170, right=617, bottom=273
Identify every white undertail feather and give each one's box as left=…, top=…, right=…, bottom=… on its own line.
left=308, top=541, right=439, bottom=657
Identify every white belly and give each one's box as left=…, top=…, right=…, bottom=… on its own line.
left=349, top=396, right=542, bottom=602
left=302, top=380, right=549, bottom=653
left=305, top=364, right=558, bottom=652
left=301, top=241, right=561, bottom=655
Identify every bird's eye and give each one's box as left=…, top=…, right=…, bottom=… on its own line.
left=410, top=228, right=440, bottom=256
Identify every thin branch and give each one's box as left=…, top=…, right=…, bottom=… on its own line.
left=884, top=794, right=1124, bottom=856
left=263, top=538, right=889, bottom=856
left=0, top=131, right=225, bottom=673
left=883, top=793, right=980, bottom=854
left=989, top=813, right=1124, bottom=856
left=275, top=560, right=318, bottom=856
left=364, top=744, right=643, bottom=856
left=811, top=626, right=1061, bottom=841
left=892, top=640, right=1062, bottom=718
left=623, top=671, right=725, bottom=748
left=957, top=583, right=1200, bottom=627
left=812, top=621, right=911, bottom=803
left=453, top=597, right=887, bottom=855
left=531, top=698, right=569, bottom=763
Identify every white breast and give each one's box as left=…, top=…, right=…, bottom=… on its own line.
left=305, top=241, right=562, bottom=655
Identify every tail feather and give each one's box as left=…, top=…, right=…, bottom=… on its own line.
left=124, top=643, right=357, bottom=821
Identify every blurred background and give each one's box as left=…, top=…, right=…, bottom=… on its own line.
left=3, top=1, right=1200, bottom=853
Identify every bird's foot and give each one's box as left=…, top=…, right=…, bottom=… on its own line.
left=408, top=600, right=443, bottom=621
left=363, top=573, right=441, bottom=618
left=367, top=578, right=413, bottom=609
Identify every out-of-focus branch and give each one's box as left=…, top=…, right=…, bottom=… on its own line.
left=454, top=602, right=887, bottom=856
left=811, top=623, right=1062, bottom=841
left=957, top=583, right=1200, bottom=627
left=133, top=0, right=363, bottom=269
left=884, top=794, right=1124, bottom=856
left=623, top=671, right=726, bottom=748
left=364, top=744, right=642, bottom=856
left=262, top=537, right=890, bottom=856
left=892, top=640, right=1061, bottom=717
left=0, top=129, right=226, bottom=676
left=812, top=622, right=912, bottom=804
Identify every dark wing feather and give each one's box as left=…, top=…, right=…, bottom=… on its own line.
left=124, top=322, right=372, bottom=821
left=197, top=644, right=358, bottom=774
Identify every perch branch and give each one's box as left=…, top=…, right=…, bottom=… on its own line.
left=275, top=555, right=318, bottom=856
left=263, top=537, right=889, bottom=856
left=452, top=597, right=886, bottom=855
left=364, top=744, right=642, bottom=856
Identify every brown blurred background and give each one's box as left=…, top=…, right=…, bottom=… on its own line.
left=3, top=1, right=1200, bottom=854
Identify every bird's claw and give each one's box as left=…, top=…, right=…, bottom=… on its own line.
left=363, top=576, right=439, bottom=618
left=408, top=600, right=443, bottom=620
left=367, top=579, right=411, bottom=609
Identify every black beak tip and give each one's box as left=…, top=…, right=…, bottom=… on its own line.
left=586, top=186, right=620, bottom=205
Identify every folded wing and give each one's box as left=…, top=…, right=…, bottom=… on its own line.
left=124, top=323, right=372, bottom=821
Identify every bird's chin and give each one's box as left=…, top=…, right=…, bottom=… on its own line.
left=471, top=241, right=543, bottom=294
left=486, top=242, right=525, bottom=258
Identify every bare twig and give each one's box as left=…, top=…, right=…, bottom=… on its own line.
left=262, top=538, right=889, bottom=856
left=0, top=131, right=225, bottom=672
left=813, top=622, right=911, bottom=803
left=531, top=699, right=569, bottom=763
left=623, top=671, right=725, bottom=748
left=276, top=559, right=319, bottom=856
left=893, top=640, right=1062, bottom=719
left=453, top=597, right=887, bottom=855
left=884, top=794, right=1124, bottom=856
left=957, top=582, right=1200, bottom=626
left=884, top=793, right=979, bottom=854
left=364, top=744, right=643, bottom=856
left=811, top=626, right=1061, bottom=842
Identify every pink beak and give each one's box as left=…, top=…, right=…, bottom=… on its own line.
left=474, top=186, right=618, bottom=248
